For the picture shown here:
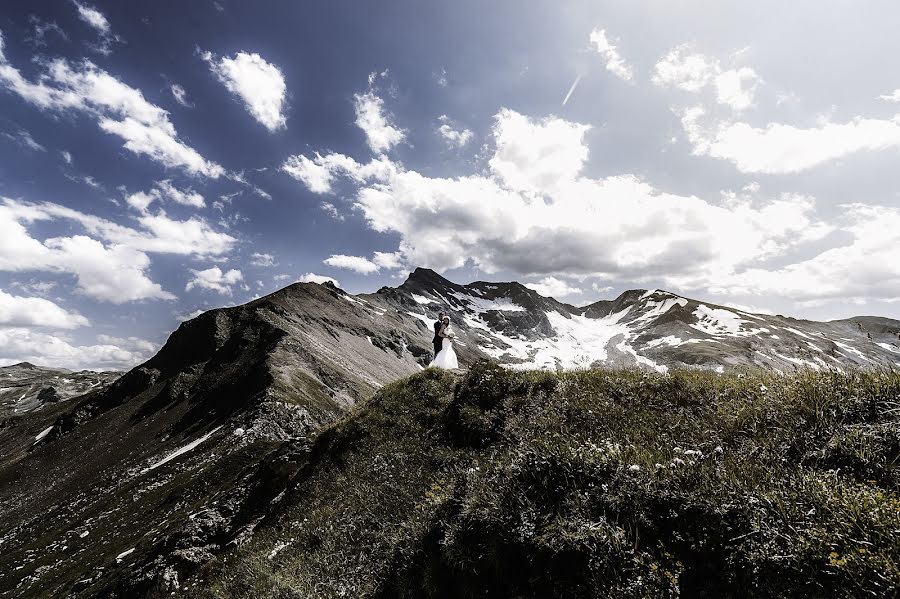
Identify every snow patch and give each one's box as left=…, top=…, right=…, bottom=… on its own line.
left=690, top=305, right=767, bottom=337
left=141, top=426, right=222, bottom=474
left=411, top=293, right=435, bottom=305
left=406, top=311, right=434, bottom=327
left=33, top=425, right=53, bottom=444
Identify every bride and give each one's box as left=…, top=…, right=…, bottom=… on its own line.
left=430, top=315, right=459, bottom=369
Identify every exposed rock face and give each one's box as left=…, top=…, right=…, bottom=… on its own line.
left=1, top=270, right=899, bottom=597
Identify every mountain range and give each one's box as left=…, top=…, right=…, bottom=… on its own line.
left=1, top=268, right=899, bottom=597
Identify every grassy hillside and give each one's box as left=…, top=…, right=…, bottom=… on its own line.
left=189, top=363, right=900, bottom=598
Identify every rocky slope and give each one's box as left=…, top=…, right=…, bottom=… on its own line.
left=0, top=362, right=119, bottom=420
left=1, top=269, right=899, bottom=597
left=374, top=267, right=900, bottom=373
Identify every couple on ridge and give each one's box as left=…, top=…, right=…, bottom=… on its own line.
left=430, top=311, right=459, bottom=369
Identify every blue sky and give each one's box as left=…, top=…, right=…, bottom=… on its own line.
left=1, top=1, right=900, bottom=369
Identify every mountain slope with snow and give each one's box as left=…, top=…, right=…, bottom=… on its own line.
left=371, top=268, right=900, bottom=373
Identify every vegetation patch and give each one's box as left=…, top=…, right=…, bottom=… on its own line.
left=189, top=363, right=900, bottom=598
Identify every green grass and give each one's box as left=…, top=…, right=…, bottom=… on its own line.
left=190, top=363, right=900, bottom=599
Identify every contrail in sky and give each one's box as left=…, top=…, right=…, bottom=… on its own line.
left=562, top=74, right=582, bottom=106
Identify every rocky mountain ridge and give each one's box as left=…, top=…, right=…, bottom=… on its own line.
left=1, top=269, right=899, bottom=597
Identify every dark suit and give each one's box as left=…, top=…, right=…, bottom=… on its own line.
left=433, top=320, right=443, bottom=359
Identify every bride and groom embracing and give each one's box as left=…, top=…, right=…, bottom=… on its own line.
left=430, top=311, right=459, bottom=369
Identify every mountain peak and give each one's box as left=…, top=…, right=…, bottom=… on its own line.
left=402, top=267, right=457, bottom=290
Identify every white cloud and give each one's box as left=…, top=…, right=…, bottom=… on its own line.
left=71, top=1, right=119, bottom=55
left=202, top=50, right=287, bottom=131
left=60, top=150, right=73, bottom=164
left=281, top=152, right=397, bottom=194
left=0, top=35, right=223, bottom=177
left=250, top=252, right=275, bottom=267
left=488, top=108, right=590, bottom=196
left=323, top=254, right=380, bottom=274
left=372, top=251, right=403, bottom=269
left=711, top=203, right=900, bottom=303
left=878, top=89, right=900, bottom=102
left=155, top=179, right=205, bottom=208
left=714, top=67, right=759, bottom=111
left=0, top=197, right=236, bottom=303
left=652, top=45, right=715, bottom=92
left=298, top=272, right=339, bottom=286
left=589, top=28, right=634, bottom=82
left=0, top=289, right=88, bottom=328
left=0, top=327, right=151, bottom=371
left=2, top=129, right=45, bottom=151
left=125, top=180, right=204, bottom=211
left=170, top=83, right=190, bottom=107
left=281, top=154, right=333, bottom=193
left=682, top=107, right=900, bottom=174
left=525, top=277, right=583, bottom=299
left=72, top=1, right=110, bottom=35
left=437, top=115, right=474, bottom=148
left=292, top=109, right=832, bottom=300
left=320, top=202, right=344, bottom=220
left=354, top=87, right=405, bottom=153
left=186, top=266, right=243, bottom=294
left=653, top=44, right=760, bottom=111
left=95, top=334, right=158, bottom=354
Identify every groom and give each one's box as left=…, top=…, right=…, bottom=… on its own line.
left=432, top=312, right=445, bottom=359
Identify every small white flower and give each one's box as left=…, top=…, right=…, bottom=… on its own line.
left=628, top=464, right=641, bottom=472
left=714, top=446, right=723, bottom=455
left=760, top=384, right=768, bottom=393
left=671, top=457, right=686, bottom=467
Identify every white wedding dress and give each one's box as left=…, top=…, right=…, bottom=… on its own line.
left=430, top=327, right=459, bottom=369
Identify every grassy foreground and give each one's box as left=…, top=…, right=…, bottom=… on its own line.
left=192, top=363, right=900, bottom=598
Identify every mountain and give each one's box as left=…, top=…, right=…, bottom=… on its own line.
left=381, top=267, right=900, bottom=373
left=1, top=269, right=899, bottom=597
left=0, top=362, right=119, bottom=419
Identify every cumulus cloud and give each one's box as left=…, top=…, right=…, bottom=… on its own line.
left=589, top=28, right=634, bottom=82
left=250, top=252, right=275, bottom=267
left=0, top=327, right=152, bottom=371
left=186, top=267, right=243, bottom=294
left=298, top=272, right=339, bottom=286
left=653, top=44, right=760, bottom=111
left=323, top=254, right=380, bottom=274
left=281, top=152, right=397, bottom=194
left=288, top=108, right=854, bottom=305
left=0, top=197, right=236, bottom=303
left=682, top=106, right=900, bottom=174
left=0, top=33, right=223, bottom=177
left=354, top=85, right=405, bottom=153
left=202, top=50, right=287, bottom=131
left=0, top=289, right=88, bottom=328
left=878, top=89, right=900, bottom=102
left=488, top=108, right=590, bottom=196
left=525, top=277, right=583, bottom=299
left=437, top=115, right=474, bottom=148
left=711, top=203, right=900, bottom=303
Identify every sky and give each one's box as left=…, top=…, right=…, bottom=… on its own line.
left=1, top=0, right=900, bottom=370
